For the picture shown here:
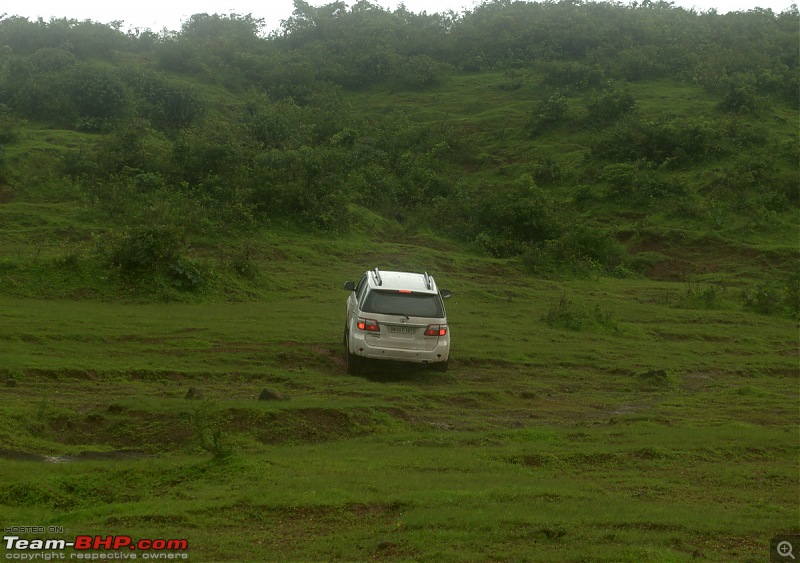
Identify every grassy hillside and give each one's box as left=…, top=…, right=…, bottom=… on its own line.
left=1, top=85, right=796, bottom=312
left=0, top=3, right=798, bottom=561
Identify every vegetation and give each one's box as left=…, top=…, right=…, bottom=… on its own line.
left=0, top=1, right=797, bottom=561
left=0, top=1, right=797, bottom=265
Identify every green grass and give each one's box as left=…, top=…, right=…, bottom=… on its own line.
left=0, top=234, right=797, bottom=561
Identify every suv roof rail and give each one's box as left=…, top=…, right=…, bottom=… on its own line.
left=373, top=267, right=383, bottom=286
left=423, top=271, right=432, bottom=290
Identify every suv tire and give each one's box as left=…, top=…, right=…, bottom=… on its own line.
left=345, top=334, right=363, bottom=375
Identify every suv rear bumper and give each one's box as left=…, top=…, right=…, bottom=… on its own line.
left=350, top=334, right=449, bottom=364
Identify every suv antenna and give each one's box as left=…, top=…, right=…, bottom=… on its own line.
left=423, top=272, right=432, bottom=290
left=373, top=268, right=383, bottom=286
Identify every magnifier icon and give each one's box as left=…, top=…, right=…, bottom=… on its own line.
left=778, top=541, right=796, bottom=560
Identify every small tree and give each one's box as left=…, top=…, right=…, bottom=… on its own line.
left=586, top=89, right=635, bottom=125
left=527, top=93, right=569, bottom=137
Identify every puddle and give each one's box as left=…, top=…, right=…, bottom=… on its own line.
left=0, top=449, right=148, bottom=463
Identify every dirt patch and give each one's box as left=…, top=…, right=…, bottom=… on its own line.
left=105, top=514, right=189, bottom=527
left=42, top=409, right=194, bottom=451
left=0, top=448, right=149, bottom=463
left=271, top=341, right=347, bottom=371
left=629, top=231, right=797, bottom=281
left=0, top=184, right=14, bottom=204
left=646, top=258, right=694, bottom=281
left=310, top=344, right=346, bottom=369
left=230, top=407, right=387, bottom=445
left=200, top=499, right=408, bottom=528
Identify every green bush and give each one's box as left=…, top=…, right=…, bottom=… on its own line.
left=586, top=89, right=636, bottom=125
left=0, top=104, right=21, bottom=144
left=64, top=64, right=127, bottom=123
left=706, top=156, right=786, bottom=214
left=527, top=93, right=570, bottom=137
left=717, top=73, right=761, bottom=114
left=522, top=225, right=631, bottom=277
left=741, top=275, right=799, bottom=318
left=590, top=115, right=730, bottom=166
left=123, top=69, right=204, bottom=132
left=168, top=259, right=204, bottom=291
left=530, top=155, right=564, bottom=186
left=3, top=54, right=127, bottom=129
left=190, top=399, right=232, bottom=460
left=543, top=293, right=617, bottom=331
left=3, top=49, right=78, bottom=124
left=601, top=162, right=686, bottom=205
left=474, top=174, right=559, bottom=257
left=227, top=242, right=260, bottom=280
left=389, top=55, right=448, bottom=91
left=240, top=98, right=296, bottom=149
left=102, top=225, right=185, bottom=275
left=540, top=61, right=605, bottom=91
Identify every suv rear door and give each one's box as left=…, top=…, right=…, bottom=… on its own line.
left=360, top=289, right=445, bottom=351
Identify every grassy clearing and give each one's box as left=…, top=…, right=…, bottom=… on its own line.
left=1, top=235, right=797, bottom=561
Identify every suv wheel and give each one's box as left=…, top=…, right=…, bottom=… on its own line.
left=345, top=334, right=363, bottom=375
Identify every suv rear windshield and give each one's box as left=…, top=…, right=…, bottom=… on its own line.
left=362, top=290, right=444, bottom=318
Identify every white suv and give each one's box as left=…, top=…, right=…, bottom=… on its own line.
left=342, top=268, right=452, bottom=374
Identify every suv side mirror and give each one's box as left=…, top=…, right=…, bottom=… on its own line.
left=343, top=281, right=356, bottom=291
left=440, top=289, right=452, bottom=299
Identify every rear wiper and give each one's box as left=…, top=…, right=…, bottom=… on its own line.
left=386, top=312, right=410, bottom=320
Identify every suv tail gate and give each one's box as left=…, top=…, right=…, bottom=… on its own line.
left=359, top=290, right=447, bottom=352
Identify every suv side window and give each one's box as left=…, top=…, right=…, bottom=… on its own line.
left=355, top=274, right=368, bottom=302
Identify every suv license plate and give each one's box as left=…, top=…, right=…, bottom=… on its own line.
left=388, top=326, right=415, bottom=334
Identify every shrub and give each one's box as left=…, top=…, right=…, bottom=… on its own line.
left=251, top=146, right=351, bottom=232
left=390, top=55, right=448, bottom=91
left=522, top=225, right=631, bottom=277
left=527, top=92, right=569, bottom=137
left=4, top=51, right=77, bottom=124
left=64, top=64, right=127, bottom=122
left=227, top=243, right=260, bottom=280
left=530, top=155, right=564, bottom=186
left=543, top=293, right=617, bottom=331
left=718, top=73, right=761, bottom=114
left=190, top=399, right=232, bottom=460
left=167, top=259, right=204, bottom=291
left=742, top=284, right=783, bottom=315
left=102, top=225, right=185, bottom=274
left=586, top=89, right=636, bottom=125
left=590, top=115, right=730, bottom=166
left=0, top=104, right=21, bottom=144
left=241, top=98, right=296, bottom=149
left=742, top=275, right=799, bottom=318
left=706, top=156, right=784, bottom=213
left=601, top=162, right=685, bottom=205
left=123, top=69, right=204, bottom=132
left=475, top=174, right=559, bottom=257
left=540, top=61, right=605, bottom=91
left=680, top=278, right=730, bottom=310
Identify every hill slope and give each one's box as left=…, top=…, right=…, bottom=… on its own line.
left=0, top=3, right=797, bottom=305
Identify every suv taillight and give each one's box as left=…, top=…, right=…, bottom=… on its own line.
left=357, top=318, right=380, bottom=332
left=424, top=324, right=447, bottom=337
